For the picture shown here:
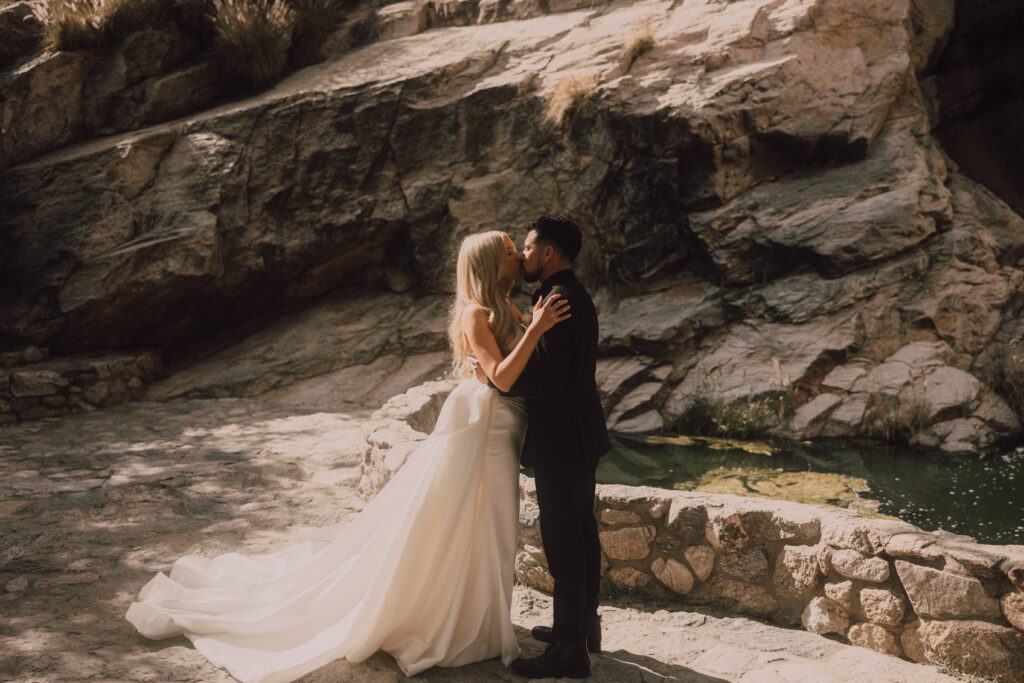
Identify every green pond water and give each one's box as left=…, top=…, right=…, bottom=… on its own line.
left=597, top=433, right=1024, bottom=546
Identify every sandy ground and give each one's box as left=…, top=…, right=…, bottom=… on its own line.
left=0, top=399, right=956, bottom=682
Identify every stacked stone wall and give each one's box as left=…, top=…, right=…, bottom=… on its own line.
left=0, top=347, right=163, bottom=424
left=517, top=479, right=1024, bottom=682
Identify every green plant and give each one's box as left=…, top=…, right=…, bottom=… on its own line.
left=544, top=71, right=598, bottom=128
left=862, top=370, right=933, bottom=444
left=673, top=367, right=791, bottom=440
left=212, top=0, right=294, bottom=92
left=625, top=22, right=654, bottom=72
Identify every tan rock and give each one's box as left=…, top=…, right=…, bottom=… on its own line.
left=788, top=393, right=841, bottom=438
left=1001, top=592, right=1024, bottom=631
left=801, top=597, right=848, bottom=636
left=822, top=517, right=917, bottom=554
left=600, top=526, right=656, bottom=561
left=651, top=557, right=694, bottom=595
left=901, top=619, right=927, bottom=663
left=847, top=622, right=901, bottom=657
left=600, top=509, right=643, bottom=526
left=10, top=370, right=69, bottom=397
left=829, top=549, right=890, bottom=583
left=824, top=580, right=854, bottom=610
left=666, top=498, right=708, bottom=543
left=772, top=545, right=820, bottom=600
left=767, top=507, right=821, bottom=544
left=859, top=587, right=905, bottom=627
left=705, top=506, right=749, bottom=552
left=515, top=546, right=553, bottom=593
left=822, top=393, right=870, bottom=437
left=883, top=533, right=944, bottom=561
left=717, top=547, right=769, bottom=582
left=821, top=364, right=868, bottom=392
left=918, top=619, right=1024, bottom=682
left=608, top=566, right=652, bottom=590
left=692, top=577, right=778, bottom=617
left=894, top=560, right=1001, bottom=620
left=684, top=545, right=716, bottom=582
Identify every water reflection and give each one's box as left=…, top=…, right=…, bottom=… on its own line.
left=598, top=434, right=1024, bottom=545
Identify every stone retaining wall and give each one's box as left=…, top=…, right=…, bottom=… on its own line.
left=363, top=379, right=1024, bottom=682
left=0, top=348, right=163, bottom=425
left=517, top=479, right=1024, bottom=682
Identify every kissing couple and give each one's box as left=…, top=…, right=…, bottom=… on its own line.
left=127, top=215, right=611, bottom=682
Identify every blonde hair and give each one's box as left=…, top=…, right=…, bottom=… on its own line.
left=448, top=231, right=518, bottom=374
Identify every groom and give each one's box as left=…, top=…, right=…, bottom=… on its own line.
left=508, top=215, right=610, bottom=679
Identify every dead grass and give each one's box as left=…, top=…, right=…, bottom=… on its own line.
left=212, top=0, right=295, bottom=92
left=544, top=71, right=598, bottom=128
left=625, top=22, right=654, bottom=72
left=43, top=0, right=104, bottom=51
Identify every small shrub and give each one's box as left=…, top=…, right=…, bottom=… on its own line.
left=673, top=368, right=789, bottom=441
left=101, top=0, right=175, bottom=42
left=625, top=22, right=654, bottom=72
left=213, top=0, right=295, bottom=92
left=544, top=71, right=598, bottom=128
left=862, top=371, right=933, bottom=444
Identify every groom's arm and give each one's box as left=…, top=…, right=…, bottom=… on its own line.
left=509, top=285, right=576, bottom=400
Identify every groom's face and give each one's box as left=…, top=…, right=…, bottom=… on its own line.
left=521, top=230, right=543, bottom=283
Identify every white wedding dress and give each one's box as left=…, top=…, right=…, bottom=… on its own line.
left=126, top=380, right=525, bottom=683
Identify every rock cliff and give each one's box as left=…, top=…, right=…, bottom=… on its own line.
left=3, top=0, right=1024, bottom=450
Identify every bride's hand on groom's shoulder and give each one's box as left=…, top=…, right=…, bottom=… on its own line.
left=530, top=293, right=571, bottom=334
left=463, top=356, right=489, bottom=384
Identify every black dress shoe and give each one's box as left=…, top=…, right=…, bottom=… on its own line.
left=530, top=615, right=601, bottom=653
left=511, top=640, right=590, bottom=679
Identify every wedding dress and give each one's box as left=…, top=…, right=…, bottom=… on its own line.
left=126, top=379, right=525, bottom=683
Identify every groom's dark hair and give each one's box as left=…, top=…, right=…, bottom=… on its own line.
left=529, top=215, right=582, bottom=263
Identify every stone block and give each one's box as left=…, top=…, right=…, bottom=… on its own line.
left=608, top=566, right=652, bottom=590
left=829, top=549, right=890, bottom=582
left=788, top=393, right=842, bottom=437
left=847, top=622, right=901, bottom=657
left=692, top=577, right=779, bottom=617
left=918, top=619, right=1024, bottom=682
left=801, top=597, right=848, bottom=636
left=651, top=557, right=694, bottom=594
left=515, top=545, right=552, bottom=592
left=859, top=587, right=905, bottom=627
left=824, top=580, right=854, bottom=609
left=718, top=546, right=769, bottom=582
left=767, top=506, right=821, bottom=545
left=894, top=560, right=1001, bottom=620
left=600, top=508, right=642, bottom=525
left=883, top=533, right=944, bottom=561
left=772, top=545, right=820, bottom=600
left=900, top=620, right=926, bottom=663
left=600, top=526, right=655, bottom=560
left=10, top=370, right=69, bottom=397
left=684, top=545, right=715, bottom=581
left=1002, top=592, right=1024, bottom=631
left=666, top=498, right=707, bottom=543
left=705, top=505, right=749, bottom=552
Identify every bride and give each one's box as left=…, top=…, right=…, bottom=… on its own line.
left=126, top=231, right=570, bottom=683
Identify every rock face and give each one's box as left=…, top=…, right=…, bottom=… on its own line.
left=3, top=0, right=1024, bottom=449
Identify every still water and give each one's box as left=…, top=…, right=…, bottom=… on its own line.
left=598, top=433, right=1024, bottom=545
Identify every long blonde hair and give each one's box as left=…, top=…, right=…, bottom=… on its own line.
left=448, top=231, right=518, bottom=373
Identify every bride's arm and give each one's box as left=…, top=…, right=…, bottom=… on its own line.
left=463, top=296, right=569, bottom=393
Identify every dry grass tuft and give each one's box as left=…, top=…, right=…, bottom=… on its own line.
left=43, top=0, right=104, bottom=51
left=625, top=21, right=654, bottom=72
left=213, top=0, right=295, bottom=92
left=544, top=71, right=598, bottom=127
left=285, top=0, right=355, bottom=67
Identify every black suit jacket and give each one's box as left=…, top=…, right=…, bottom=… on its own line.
left=509, top=269, right=610, bottom=470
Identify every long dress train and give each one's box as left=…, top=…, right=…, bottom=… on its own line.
left=126, top=380, right=525, bottom=683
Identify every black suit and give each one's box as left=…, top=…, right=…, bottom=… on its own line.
left=510, top=268, right=609, bottom=642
